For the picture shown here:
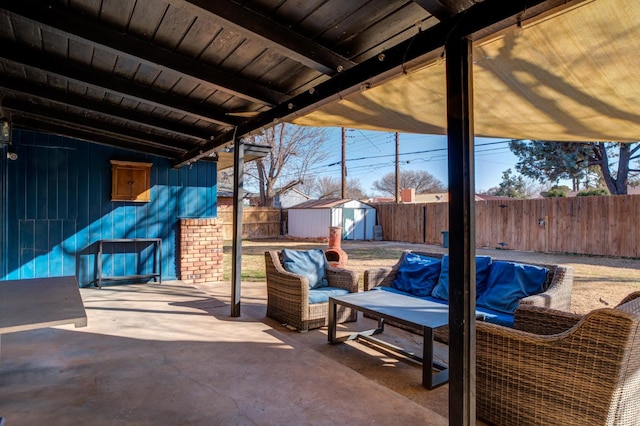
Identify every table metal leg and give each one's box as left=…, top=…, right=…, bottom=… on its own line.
left=97, top=241, right=103, bottom=289
left=328, top=298, right=337, bottom=343
left=158, top=239, right=162, bottom=284
left=423, top=325, right=449, bottom=389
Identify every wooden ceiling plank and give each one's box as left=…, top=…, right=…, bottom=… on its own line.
left=294, top=0, right=369, bottom=40
left=5, top=84, right=211, bottom=141
left=0, top=42, right=239, bottom=127
left=0, top=0, right=287, bottom=105
left=11, top=115, right=183, bottom=159
left=0, top=10, right=15, bottom=40
left=338, top=3, right=433, bottom=61
left=174, top=17, right=223, bottom=59
left=176, top=0, right=355, bottom=75
left=152, top=5, right=197, bottom=51
left=0, top=77, right=213, bottom=140
left=4, top=99, right=200, bottom=151
left=98, top=0, right=138, bottom=32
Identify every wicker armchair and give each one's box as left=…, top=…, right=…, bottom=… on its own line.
left=476, top=291, right=640, bottom=425
left=264, top=250, right=358, bottom=332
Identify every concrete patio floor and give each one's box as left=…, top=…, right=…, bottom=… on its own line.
left=0, top=280, right=452, bottom=425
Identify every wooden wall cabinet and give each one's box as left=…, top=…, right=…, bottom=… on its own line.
left=111, top=160, right=152, bottom=202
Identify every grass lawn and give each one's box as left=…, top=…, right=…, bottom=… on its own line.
left=222, top=239, right=409, bottom=282
left=223, top=238, right=640, bottom=314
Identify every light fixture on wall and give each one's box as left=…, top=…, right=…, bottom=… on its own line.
left=0, top=118, right=10, bottom=144
left=6, top=150, right=17, bottom=161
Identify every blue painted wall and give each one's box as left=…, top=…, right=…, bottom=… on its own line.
left=0, top=130, right=217, bottom=285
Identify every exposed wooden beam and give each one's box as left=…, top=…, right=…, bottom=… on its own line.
left=0, top=76, right=212, bottom=141
left=0, top=0, right=287, bottom=106
left=11, top=115, right=182, bottom=158
left=0, top=43, right=238, bottom=127
left=412, top=0, right=476, bottom=20
left=3, top=106, right=194, bottom=156
left=174, top=0, right=554, bottom=168
left=178, top=0, right=355, bottom=75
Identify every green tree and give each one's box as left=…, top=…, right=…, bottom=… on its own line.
left=486, top=169, right=531, bottom=198
left=509, top=140, right=640, bottom=195
left=577, top=188, right=609, bottom=197
left=372, top=170, right=445, bottom=197
left=541, top=185, right=570, bottom=197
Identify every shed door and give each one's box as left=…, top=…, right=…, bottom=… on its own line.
left=352, top=209, right=366, bottom=240
left=344, top=208, right=366, bottom=240
left=343, top=208, right=355, bottom=240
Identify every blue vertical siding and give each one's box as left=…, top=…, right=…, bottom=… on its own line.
left=1, top=130, right=218, bottom=285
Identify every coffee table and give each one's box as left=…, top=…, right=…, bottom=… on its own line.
left=328, top=289, right=450, bottom=389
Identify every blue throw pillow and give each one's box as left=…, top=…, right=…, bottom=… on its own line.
left=477, top=261, right=549, bottom=314
left=391, top=253, right=441, bottom=297
left=431, top=255, right=492, bottom=301
left=281, top=249, right=328, bottom=289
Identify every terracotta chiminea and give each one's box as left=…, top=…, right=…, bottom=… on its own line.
left=325, top=226, right=348, bottom=268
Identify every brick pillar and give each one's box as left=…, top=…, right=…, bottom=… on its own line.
left=178, top=218, right=223, bottom=284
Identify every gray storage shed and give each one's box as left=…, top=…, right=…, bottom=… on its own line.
left=287, top=199, right=377, bottom=240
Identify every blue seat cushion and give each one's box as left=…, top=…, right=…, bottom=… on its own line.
left=308, top=287, right=350, bottom=304
left=477, top=261, right=549, bottom=314
left=431, top=255, right=493, bottom=301
left=391, top=253, right=441, bottom=297
left=476, top=305, right=515, bottom=327
left=281, top=249, right=328, bottom=289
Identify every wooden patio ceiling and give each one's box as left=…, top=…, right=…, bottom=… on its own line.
left=0, top=0, right=563, bottom=168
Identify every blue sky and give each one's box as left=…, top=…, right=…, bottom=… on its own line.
left=313, top=127, right=519, bottom=195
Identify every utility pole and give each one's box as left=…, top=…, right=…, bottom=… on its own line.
left=342, top=127, right=347, bottom=198
left=395, top=132, right=400, bottom=203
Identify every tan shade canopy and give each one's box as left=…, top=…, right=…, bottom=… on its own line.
left=292, top=0, right=640, bottom=142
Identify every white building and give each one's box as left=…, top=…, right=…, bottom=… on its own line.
left=287, top=198, right=377, bottom=240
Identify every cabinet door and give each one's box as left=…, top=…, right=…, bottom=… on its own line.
left=111, top=161, right=152, bottom=202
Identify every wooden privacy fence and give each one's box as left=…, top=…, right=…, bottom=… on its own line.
left=374, top=195, right=640, bottom=258
left=217, top=207, right=282, bottom=239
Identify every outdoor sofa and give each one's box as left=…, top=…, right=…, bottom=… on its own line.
left=364, top=251, right=574, bottom=331
left=264, top=249, right=358, bottom=332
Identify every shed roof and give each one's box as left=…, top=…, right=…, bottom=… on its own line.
left=289, top=198, right=374, bottom=209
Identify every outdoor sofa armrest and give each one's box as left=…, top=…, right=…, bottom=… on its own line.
left=514, top=304, right=582, bottom=335
left=476, top=307, right=639, bottom=425
left=519, top=264, right=573, bottom=311
left=326, top=265, right=359, bottom=292
left=363, top=267, right=395, bottom=291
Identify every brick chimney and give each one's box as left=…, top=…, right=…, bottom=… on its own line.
left=401, top=188, right=415, bottom=203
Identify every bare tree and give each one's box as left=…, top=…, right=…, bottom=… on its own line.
left=244, top=124, right=329, bottom=206
left=312, top=176, right=366, bottom=199
left=372, top=170, right=445, bottom=196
